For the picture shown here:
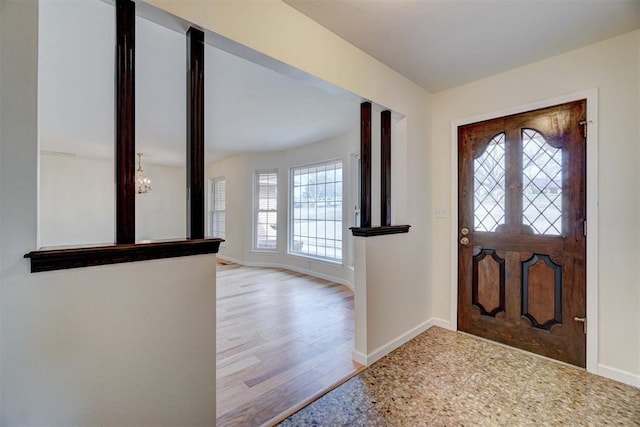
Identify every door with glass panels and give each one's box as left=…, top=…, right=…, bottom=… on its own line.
left=457, top=100, right=587, bottom=367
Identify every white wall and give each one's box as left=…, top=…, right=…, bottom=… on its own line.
left=206, top=154, right=248, bottom=259
left=39, top=153, right=186, bottom=246
left=3, top=2, right=637, bottom=424
left=1, top=1, right=217, bottom=425
left=135, top=162, right=186, bottom=241
left=2, top=0, right=433, bottom=422
left=159, top=0, right=433, bottom=364
left=206, top=130, right=358, bottom=286
left=2, top=257, right=216, bottom=426
left=430, top=30, right=640, bottom=383
left=40, top=154, right=114, bottom=246
left=0, top=0, right=4, bottom=413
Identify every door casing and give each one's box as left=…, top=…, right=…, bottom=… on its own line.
left=447, top=89, right=599, bottom=373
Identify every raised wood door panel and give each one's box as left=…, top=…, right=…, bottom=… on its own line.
left=458, top=100, right=586, bottom=367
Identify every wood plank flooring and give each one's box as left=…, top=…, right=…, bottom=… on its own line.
left=216, top=261, right=362, bottom=426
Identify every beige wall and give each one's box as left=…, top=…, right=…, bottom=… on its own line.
left=430, top=30, right=640, bottom=382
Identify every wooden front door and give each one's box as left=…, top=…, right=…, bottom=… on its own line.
left=457, top=100, right=587, bottom=367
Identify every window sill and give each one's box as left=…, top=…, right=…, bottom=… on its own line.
left=24, top=238, right=224, bottom=273
left=350, top=225, right=411, bottom=237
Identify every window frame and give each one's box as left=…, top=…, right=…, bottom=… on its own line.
left=253, top=169, right=279, bottom=252
left=289, top=159, right=344, bottom=264
left=209, top=177, right=226, bottom=240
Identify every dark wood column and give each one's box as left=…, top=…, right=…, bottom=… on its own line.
left=381, top=110, right=391, bottom=226
left=187, top=27, right=205, bottom=239
left=115, top=0, right=136, bottom=244
left=360, top=102, right=372, bottom=228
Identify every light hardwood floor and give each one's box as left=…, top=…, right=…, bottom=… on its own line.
left=216, top=261, right=363, bottom=426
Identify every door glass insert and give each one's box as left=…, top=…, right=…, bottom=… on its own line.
left=522, top=129, right=563, bottom=235
left=474, top=133, right=506, bottom=232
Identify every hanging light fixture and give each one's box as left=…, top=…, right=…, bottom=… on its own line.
left=135, top=152, right=152, bottom=194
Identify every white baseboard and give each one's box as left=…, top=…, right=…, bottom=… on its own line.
left=261, top=263, right=354, bottom=291
left=430, top=317, right=452, bottom=330
left=216, top=254, right=244, bottom=265
left=215, top=256, right=354, bottom=290
left=598, top=364, right=640, bottom=388
left=360, top=319, right=435, bottom=366
left=352, top=350, right=368, bottom=366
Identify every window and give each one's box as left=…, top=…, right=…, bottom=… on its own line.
left=290, top=160, right=343, bottom=263
left=255, top=171, right=278, bottom=250
left=474, top=133, right=506, bottom=232
left=522, top=129, right=563, bottom=235
left=209, top=177, right=226, bottom=239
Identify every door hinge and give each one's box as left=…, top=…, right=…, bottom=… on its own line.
left=583, top=220, right=587, bottom=236
left=574, top=317, right=587, bottom=334
left=579, top=120, right=592, bottom=139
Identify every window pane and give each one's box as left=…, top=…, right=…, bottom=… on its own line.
left=255, top=171, right=278, bottom=250
left=290, top=160, right=343, bottom=263
left=522, top=129, right=563, bottom=235
left=474, top=133, right=506, bottom=232
left=210, top=178, right=226, bottom=239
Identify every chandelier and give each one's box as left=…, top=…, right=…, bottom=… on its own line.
left=135, top=152, right=152, bottom=194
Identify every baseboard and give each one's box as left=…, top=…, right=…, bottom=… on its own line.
left=361, top=319, right=434, bottom=366
left=230, top=260, right=354, bottom=291
left=354, top=318, right=453, bottom=366
left=598, top=364, right=640, bottom=388
left=430, top=317, right=452, bottom=330
left=352, top=350, right=368, bottom=366
left=215, top=254, right=244, bottom=265
left=354, top=315, right=640, bottom=391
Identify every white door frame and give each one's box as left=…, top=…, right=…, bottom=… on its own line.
left=449, top=89, right=599, bottom=373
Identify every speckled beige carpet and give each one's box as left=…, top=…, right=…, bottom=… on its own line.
left=279, top=327, right=640, bottom=426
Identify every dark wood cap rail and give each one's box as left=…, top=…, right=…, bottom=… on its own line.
left=350, top=225, right=411, bottom=237
left=24, top=238, right=223, bottom=273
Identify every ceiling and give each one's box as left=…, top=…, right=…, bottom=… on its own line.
left=285, top=0, right=640, bottom=92
left=39, top=0, right=358, bottom=166
left=38, top=0, right=640, bottom=165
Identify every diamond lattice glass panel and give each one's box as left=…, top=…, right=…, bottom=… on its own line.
left=474, top=133, right=506, bottom=232
left=522, top=129, right=563, bottom=235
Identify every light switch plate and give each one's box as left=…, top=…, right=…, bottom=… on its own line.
left=435, top=207, right=448, bottom=218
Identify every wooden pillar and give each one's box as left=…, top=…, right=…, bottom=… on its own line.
left=187, top=27, right=205, bottom=239
left=380, top=110, right=391, bottom=226
left=115, top=0, right=136, bottom=244
left=360, top=102, right=372, bottom=228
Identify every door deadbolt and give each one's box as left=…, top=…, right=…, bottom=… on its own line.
left=460, top=237, right=470, bottom=245
left=461, top=227, right=469, bottom=235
